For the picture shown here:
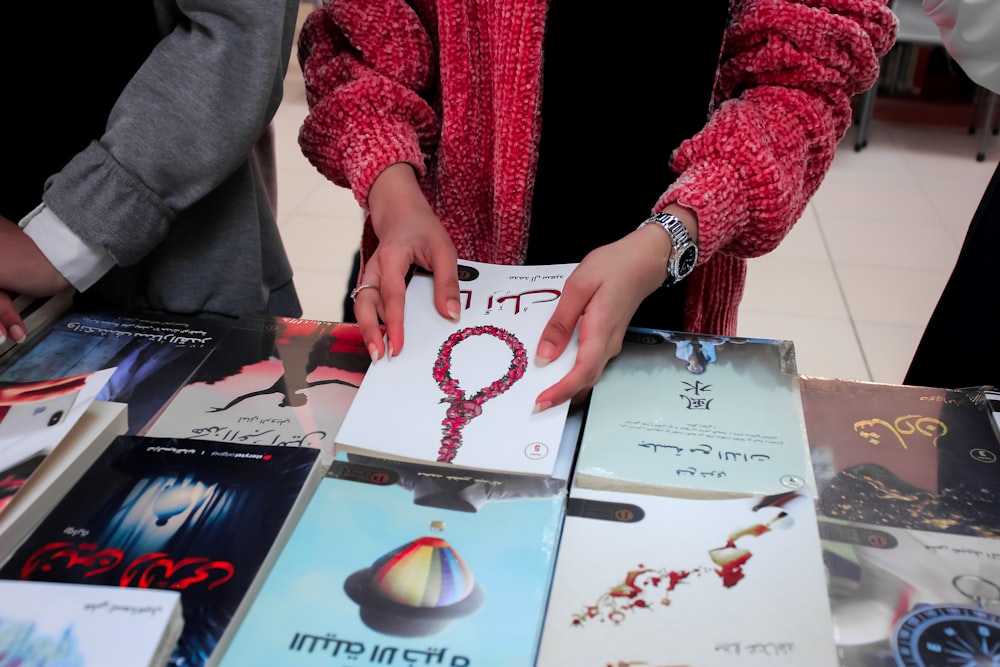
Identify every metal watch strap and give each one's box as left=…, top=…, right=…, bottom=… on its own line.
left=636, top=212, right=697, bottom=286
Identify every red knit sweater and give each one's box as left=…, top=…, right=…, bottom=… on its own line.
left=298, top=0, right=897, bottom=335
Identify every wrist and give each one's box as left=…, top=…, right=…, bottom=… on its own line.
left=637, top=210, right=699, bottom=287
left=368, top=163, right=433, bottom=235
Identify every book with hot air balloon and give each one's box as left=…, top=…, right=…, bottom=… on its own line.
left=334, top=259, right=579, bottom=477
left=216, top=432, right=577, bottom=667
left=0, top=434, right=324, bottom=667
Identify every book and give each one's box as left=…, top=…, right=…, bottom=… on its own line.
left=0, top=398, right=127, bottom=561
left=572, top=327, right=816, bottom=499
left=335, top=259, right=579, bottom=477
left=820, top=516, right=1000, bottom=666
left=0, top=308, right=233, bottom=435
left=144, top=316, right=371, bottom=466
left=536, top=487, right=839, bottom=667
left=216, top=452, right=572, bottom=667
left=0, top=578, right=183, bottom=667
left=0, top=288, right=74, bottom=362
left=800, top=377, right=1000, bottom=537
left=0, top=434, right=325, bottom=667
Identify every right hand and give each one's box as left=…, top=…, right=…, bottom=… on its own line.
left=0, top=289, right=26, bottom=345
left=355, top=163, right=461, bottom=361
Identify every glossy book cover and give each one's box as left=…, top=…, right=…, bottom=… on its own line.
left=536, top=487, right=838, bottom=667
left=336, top=259, right=579, bottom=477
left=574, top=328, right=816, bottom=498
left=217, top=456, right=569, bottom=667
left=0, top=309, right=232, bottom=435
left=145, top=317, right=370, bottom=466
left=821, top=517, right=1000, bottom=666
left=801, top=377, right=1000, bottom=537
left=0, top=435, right=323, bottom=667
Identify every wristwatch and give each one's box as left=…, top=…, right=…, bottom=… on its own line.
left=637, top=212, right=698, bottom=287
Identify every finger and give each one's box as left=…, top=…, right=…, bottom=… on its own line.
left=353, top=286, right=385, bottom=362
left=534, top=329, right=605, bottom=411
left=431, top=247, right=461, bottom=323
left=0, top=292, right=25, bottom=344
left=535, top=272, right=593, bottom=366
left=375, top=255, right=414, bottom=359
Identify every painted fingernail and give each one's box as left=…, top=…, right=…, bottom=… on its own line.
left=367, top=343, right=379, bottom=363
left=533, top=401, right=552, bottom=414
left=536, top=342, right=555, bottom=367
left=9, top=325, right=26, bottom=343
left=447, top=299, right=461, bottom=322
left=0, top=331, right=6, bottom=345
left=387, top=343, right=394, bottom=360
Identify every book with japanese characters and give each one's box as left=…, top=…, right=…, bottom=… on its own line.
left=335, top=259, right=579, bottom=477
left=820, top=516, right=1000, bottom=666
left=573, top=327, right=816, bottom=499
left=0, top=308, right=233, bottom=435
left=536, top=487, right=838, bottom=667
left=144, top=317, right=370, bottom=466
left=216, top=408, right=581, bottom=667
left=0, top=434, right=324, bottom=667
left=800, top=377, right=1000, bottom=537
left=0, top=579, right=183, bottom=667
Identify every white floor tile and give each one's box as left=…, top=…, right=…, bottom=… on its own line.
left=742, top=255, right=849, bottom=320
left=853, top=320, right=926, bottom=385
left=280, top=212, right=363, bottom=273
left=836, top=264, right=950, bottom=327
left=821, top=213, right=960, bottom=271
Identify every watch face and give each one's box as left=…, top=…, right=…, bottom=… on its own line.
left=892, top=603, right=1000, bottom=666
left=677, top=245, right=698, bottom=279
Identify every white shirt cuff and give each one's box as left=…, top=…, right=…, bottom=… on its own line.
left=19, top=204, right=115, bottom=292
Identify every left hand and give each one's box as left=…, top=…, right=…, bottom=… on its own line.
left=533, top=207, right=698, bottom=410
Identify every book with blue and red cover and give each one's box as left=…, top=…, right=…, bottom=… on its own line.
left=0, top=434, right=323, bottom=667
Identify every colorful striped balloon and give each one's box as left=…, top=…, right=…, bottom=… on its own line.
left=370, top=536, right=476, bottom=608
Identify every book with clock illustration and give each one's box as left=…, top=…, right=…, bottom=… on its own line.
left=820, top=516, right=1000, bottom=667
left=334, top=259, right=580, bottom=477
left=800, top=377, right=1000, bottom=538
left=572, top=327, right=816, bottom=499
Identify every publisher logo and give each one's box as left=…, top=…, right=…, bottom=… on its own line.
left=457, top=264, right=480, bottom=282
left=525, top=442, right=548, bottom=460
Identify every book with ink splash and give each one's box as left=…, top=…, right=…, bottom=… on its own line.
left=334, top=259, right=579, bottom=477
left=0, top=308, right=233, bottom=436
left=144, top=317, right=370, bottom=467
left=535, top=487, right=838, bottom=667
left=0, top=434, right=324, bottom=667
left=800, top=376, right=1000, bottom=537
left=573, top=327, right=816, bottom=499
left=216, top=432, right=577, bottom=667
left=0, top=579, right=184, bottom=667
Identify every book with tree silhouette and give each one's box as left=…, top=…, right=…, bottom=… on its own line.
left=335, top=259, right=579, bottom=477
left=144, top=317, right=371, bottom=466
left=0, top=434, right=324, bottom=667
left=573, top=327, right=816, bottom=499
left=536, top=487, right=838, bottom=667
left=0, top=308, right=232, bottom=436
left=800, top=377, right=1000, bottom=537
left=216, top=439, right=575, bottom=667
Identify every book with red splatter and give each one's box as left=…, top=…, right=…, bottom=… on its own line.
left=335, top=259, right=579, bottom=477
left=820, top=516, right=1000, bottom=666
left=0, top=579, right=184, bottom=667
left=800, top=377, right=1000, bottom=537
left=0, top=308, right=233, bottom=436
left=573, top=327, right=816, bottom=499
left=0, top=434, right=324, bottom=667
left=536, top=487, right=838, bottom=667
left=215, top=430, right=576, bottom=667
left=144, top=317, right=371, bottom=466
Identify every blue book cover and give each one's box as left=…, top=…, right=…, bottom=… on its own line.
left=0, top=435, right=323, bottom=667
left=217, top=456, right=569, bottom=667
left=574, top=328, right=816, bottom=499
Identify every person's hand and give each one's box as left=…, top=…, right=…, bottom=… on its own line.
left=0, top=290, right=26, bottom=346
left=356, top=163, right=461, bottom=361
left=533, top=206, right=699, bottom=410
left=0, top=216, right=71, bottom=297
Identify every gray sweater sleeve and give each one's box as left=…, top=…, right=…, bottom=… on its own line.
left=42, top=0, right=297, bottom=266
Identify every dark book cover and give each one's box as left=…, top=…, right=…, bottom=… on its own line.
left=801, top=377, right=1000, bottom=537
left=0, top=434, right=323, bottom=667
left=0, top=309, right=233, bottom=435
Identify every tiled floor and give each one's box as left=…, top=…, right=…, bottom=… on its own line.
left=273, top=3, right=999, bottom=386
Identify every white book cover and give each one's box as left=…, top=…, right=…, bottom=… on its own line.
left=537, top=487, right=838, bottom=667
left=336, top=259, right=579, bottom=477
left=0, top=579, right=183, bottom=667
